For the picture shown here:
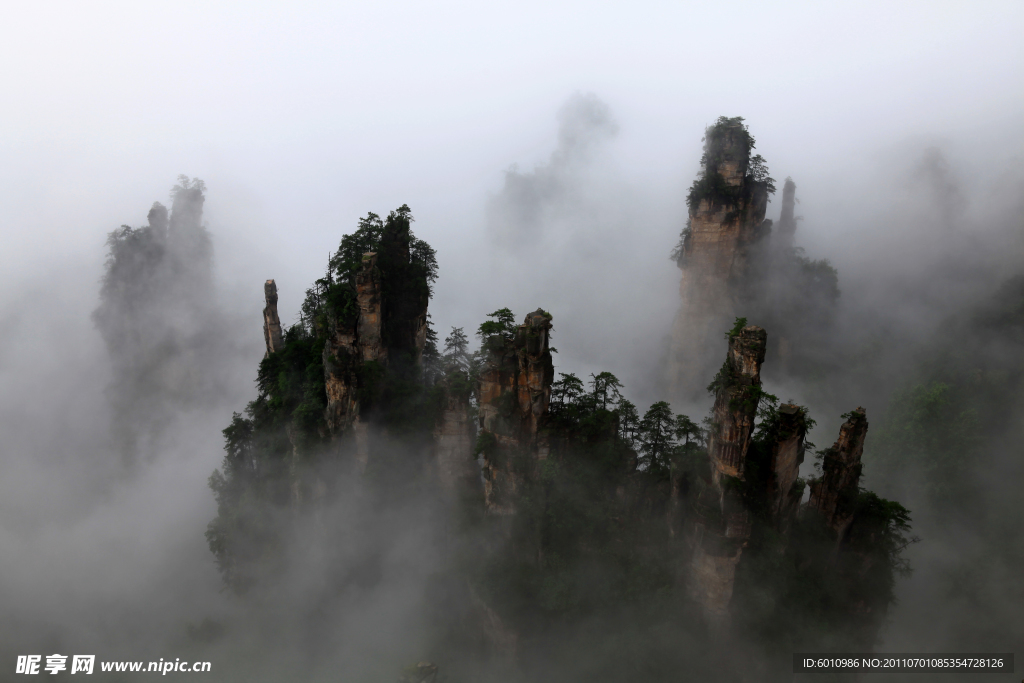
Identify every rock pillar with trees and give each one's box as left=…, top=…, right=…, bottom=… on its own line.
left=475, top=308, right=554, bottom=515
left=669, top=117, right=774, bottom=397
left=688, top=323, right=768, bottom=628
left=207, top=205, right=439, bottom=591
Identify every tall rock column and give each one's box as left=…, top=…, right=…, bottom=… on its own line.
left=263, top=280, right=284, bottom=358
left=477, top=309, right=554, bottom=515
left=258, top=279, right=306, bottom=507
left=689, top=325, right=767, bottom=628
left=707, top=326, right=767, bottom=487
left=806, top=407, right=868, bottom=544
left=669, top=118, right=772, bottom=398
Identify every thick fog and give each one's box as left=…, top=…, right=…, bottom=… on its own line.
left=2, top=1, right=1022, bottom=681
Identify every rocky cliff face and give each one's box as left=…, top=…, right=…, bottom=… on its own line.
left=669, top=118, right=772, bottom=397
left=477, top=309, right=554, bottom=515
